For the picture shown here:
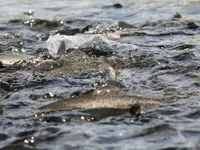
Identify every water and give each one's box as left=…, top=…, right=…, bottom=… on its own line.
left=0, top=0, right=200, bottom=149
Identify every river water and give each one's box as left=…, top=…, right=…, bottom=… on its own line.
left=0, top=0, right=200, bottom=149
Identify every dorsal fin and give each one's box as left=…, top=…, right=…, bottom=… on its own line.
left=57, top=40, right=66, bottom=55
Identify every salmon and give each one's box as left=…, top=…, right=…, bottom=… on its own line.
left=0, top=53, right=34, bottom=66
left=40, top=83, right=165, bottom=111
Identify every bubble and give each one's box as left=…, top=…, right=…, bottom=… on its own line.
left=49, top=92, right=54, bottom=98
left=21, top=48, right=26, bottom=52
left=97, top=90, right=101, bottom=94
left=140, top=111, right=145, bottom=115
left=93, top=83, right=98, bottom=87
left=30, top=139, right=34, bottom=143
left=24, top=139, right=29, bottom=144
left=102, top=84, right=106, bottom=87
left=119, top=133, right=123, bottom=136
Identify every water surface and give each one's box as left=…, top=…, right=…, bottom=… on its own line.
left=0, top=0, right=200, bottom=149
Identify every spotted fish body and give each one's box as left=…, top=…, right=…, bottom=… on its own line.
left=0, top=53, right=34, bottom=66
left=40, top=85, right=164, bottom=111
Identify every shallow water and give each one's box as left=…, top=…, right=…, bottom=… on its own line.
left=0, top=0, right=200, bottom=149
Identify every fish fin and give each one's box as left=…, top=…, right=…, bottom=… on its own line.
left=57, top=40, right=66, bottom=55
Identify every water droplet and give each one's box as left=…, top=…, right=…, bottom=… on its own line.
left=30, top=139, right=34, bottom=143
left=24, top=139, right=29, bottom=144
left=49, top=92, right=54, bottom=98
left=97, top=90, right=101, bottom=94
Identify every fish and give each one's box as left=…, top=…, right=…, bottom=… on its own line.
left=40, top=83, right=165, bottom=112
left=0, top=53, right=34, bottom=66
left=0, top=40, right=67, bottom=67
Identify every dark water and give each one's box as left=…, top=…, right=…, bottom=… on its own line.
left=0, top=0, right=200, bottom=149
